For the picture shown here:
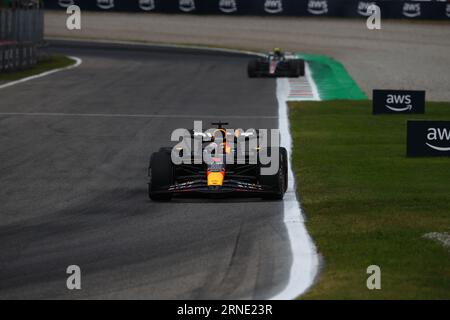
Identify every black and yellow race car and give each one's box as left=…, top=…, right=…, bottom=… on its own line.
left=248, top=48, right=305, bottom=78
left=148, top=122, right=288, bottom=201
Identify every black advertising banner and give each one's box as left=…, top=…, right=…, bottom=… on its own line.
left=342, top=1, right=394, bottom=18
left=250, top=0, right=295, bottom=16
left=205, top=0, right=240, bottom=15
left=301, top=0, right=341, bottom=16
left=384, top=1, right=450, bottom=20
left=44, top=0, right=450, bottom=19
left=373, top=90, right=425, bottom=115
left=203, top=0, right=251, bottom=15
left=49, top=0, right=192, bottom=13
left=407, top=121, right=450, bottom=157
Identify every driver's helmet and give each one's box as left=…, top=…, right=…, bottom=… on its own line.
left=212, top=128, right=231, bottom=154
left=273, top=48, right=282, bottom=57
left=212, top=128, right=226, bottom=143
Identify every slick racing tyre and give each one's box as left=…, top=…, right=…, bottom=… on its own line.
left=297, top=59, right=305, bottom=77
left=259, top=147, right=288, bottom=200
left=289, top=59, right=305, bottom=77
left=149, top=151, right=174, bottom=201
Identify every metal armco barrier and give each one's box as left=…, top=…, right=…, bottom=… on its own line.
left=44, top=0, right=450, bottom=20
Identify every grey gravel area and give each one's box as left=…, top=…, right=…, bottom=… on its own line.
left=45, top=11, right=450, bottom=101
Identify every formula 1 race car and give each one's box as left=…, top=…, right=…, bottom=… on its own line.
left=148, top=122, right=288, bottom=201
left=248, top=48, right=305, bottom=78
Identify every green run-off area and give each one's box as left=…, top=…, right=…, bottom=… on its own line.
left=298, top=54, right=367, bottom=101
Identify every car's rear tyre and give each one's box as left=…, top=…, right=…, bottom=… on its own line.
left=289, top=60, right=305, bottom=77
left=296, top=59, right=305, bottom=77
left=149, top=151, right=174, bottom=201
left=248, top=60, right=258, bottom=78
left=259, top=147, right=288, bottom=200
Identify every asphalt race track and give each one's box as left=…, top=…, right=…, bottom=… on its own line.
left=0, top=41, right=294, bottom=299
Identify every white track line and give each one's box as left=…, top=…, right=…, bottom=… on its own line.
left=0, top=56, right=82, bottom=90
left=270, top=72, right=319, bottom=300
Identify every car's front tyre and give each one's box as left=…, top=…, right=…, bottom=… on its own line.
left=148, top=151, right=174, bottom=201
left=259, top=147, right=288, bottom=200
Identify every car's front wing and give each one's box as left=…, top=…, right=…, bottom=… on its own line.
left=150, top=179, right=277, bottom=197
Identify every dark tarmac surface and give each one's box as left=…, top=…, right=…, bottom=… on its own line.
left=0, top=41, right=291, bottom=299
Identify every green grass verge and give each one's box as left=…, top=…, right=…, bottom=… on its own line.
left=0, top=55, right=75, bottom=82
left=289, top=100, right=450, bottom=299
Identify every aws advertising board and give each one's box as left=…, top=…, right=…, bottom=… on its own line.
left=407, top=121, right=450, bottom=157
left=373, top=90, right=425, bottom=115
